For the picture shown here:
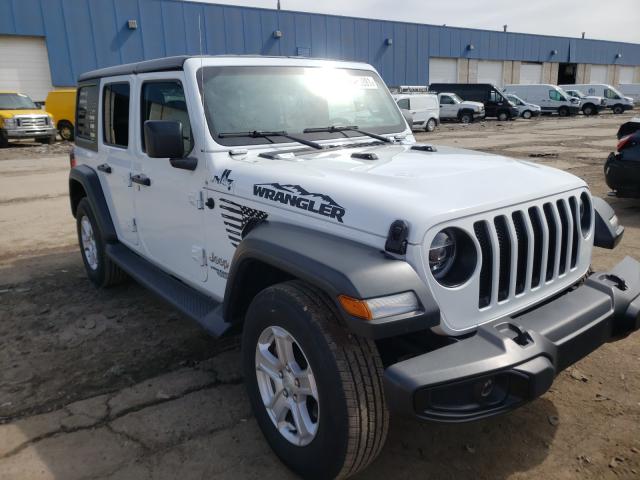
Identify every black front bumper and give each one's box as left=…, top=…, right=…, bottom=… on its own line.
left=384, top=257, right=640, bottom=422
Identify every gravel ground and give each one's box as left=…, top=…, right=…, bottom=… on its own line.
left=0, top=114, right=638, bottom=479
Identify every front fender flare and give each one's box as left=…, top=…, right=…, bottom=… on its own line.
left=224, top=222, right=440, bottom=339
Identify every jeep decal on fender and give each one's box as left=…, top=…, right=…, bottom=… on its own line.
left=253, top=183, right=345, bottom=223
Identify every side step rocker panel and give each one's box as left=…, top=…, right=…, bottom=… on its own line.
left=106, top=243, right=230, bottom=337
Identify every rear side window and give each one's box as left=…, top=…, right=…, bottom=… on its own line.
left=141, top=81, right=193, bottom=155
left=396, top=98, right=410, bottom=109
left=75, top=83, right=99, bottom=151
left=103, top=83, right=130, bottom=148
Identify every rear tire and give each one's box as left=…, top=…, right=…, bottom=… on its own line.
left=242, top=280, right=388, bottom=479
left=425, top=118, right=437, bottom=132
left=76, top=198, right=127, bottom=288
left=613, top=104, right=624, bottom=114
left=558, top=106, right=569, bottom=117
left=58, top=121, right=74, bottom=141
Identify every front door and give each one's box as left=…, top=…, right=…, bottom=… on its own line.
left=131, top=74, right=208, bottom=284
left=439, top=95, right=457, bottom=119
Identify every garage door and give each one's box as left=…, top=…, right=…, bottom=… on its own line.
left=590, top=64, right=608, bottom=84
left=619, top=66, right=635, bottom=85
left=520, top=63, right=543, bottom=84
left=0, top=36, right=54, bottom=103
left=429, top=58, right=458, bottom=83
left=478, top=61, right=504, bottom=86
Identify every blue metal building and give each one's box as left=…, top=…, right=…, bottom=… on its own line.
left=0, top=0, right=639, bottom=91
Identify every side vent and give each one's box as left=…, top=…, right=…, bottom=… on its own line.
left=411, top=144, right=437, bottom=152
left=385, top=220, right=409, bottom=255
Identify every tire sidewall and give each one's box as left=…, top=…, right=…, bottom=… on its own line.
left=522, top=110, right=532, bottom=119
left=242, top=287, right=350, bottom=479
left=613, top=105, right=623, bottom=114
left=59, top=121, right=74, bottom=141
left=460, top=113, right=472, bottom=124
left=558, top=107, right=568, bottom=117
left=583, top=104, right=594, bottom=116
left=76, top=198, right=108, bottom=287
left=426, top=118, right=436, bottom=132
left=498, top=112, right=508, bottom=121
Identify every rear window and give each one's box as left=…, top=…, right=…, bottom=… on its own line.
left=75, top=83, right=99, bottom=151
left=103, top=83, right=130, bottom=148
left=396, top=98, right=410, bottom=109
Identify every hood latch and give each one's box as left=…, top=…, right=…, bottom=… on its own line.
left=385, top=220, right=409, bottom=255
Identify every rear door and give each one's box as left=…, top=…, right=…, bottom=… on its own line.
left=97, top=78, right=138, bottom=246
left=409, top=96, right=428, bottom=124
left=131, top=73, right=208, bottom=283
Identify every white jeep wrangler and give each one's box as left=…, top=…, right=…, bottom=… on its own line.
left=69, top=56, right=640, bottom=479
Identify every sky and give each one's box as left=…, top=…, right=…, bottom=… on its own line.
left=193, top=0, right=640, bottom=44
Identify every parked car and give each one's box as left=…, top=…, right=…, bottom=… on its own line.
left=393, top=89, right=440, bottom=132
left=429, top=83, right=519, bottom=120
left=504, top=84, right=580, bottom=116
left=562, top=88, right=607, bottom=116
left=562, top=84, right=635, bottom=114
left=605, top=118, right=640, bottom=197
left=437, top=92, right=485, bottom=123
left=45, top=88, right=77, bottom=141
left=504, top=93, right=541, bottom=119
left=0, top=91, right=57, bottom=147
left=619, top=84, right=640, bottom=103
left=70, top=55, right=639, bottom=480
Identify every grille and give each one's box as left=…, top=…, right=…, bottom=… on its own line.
left=17, top=116, right=48, bottom=127
left=473, top=195, right=583, bottom=310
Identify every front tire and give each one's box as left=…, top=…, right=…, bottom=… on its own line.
left=613, top=104, right=624, bottom=114
left=522, top=110, right=532, bottom=119
left=558, top=106, right=569, bottom=117
left=497, top=111, right=509, bottom=121
left=75, top=198, right=127, bottom=287
left=582, top=104, right=595, bottom=116
left=242, top=281, right=388, bottom=479
left=459, top=112, right=473, bottom=124
left=425, top=118, right=437, bottom=132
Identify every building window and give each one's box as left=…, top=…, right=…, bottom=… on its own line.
left=103, top=83, right=130, bottom=148
left=141, top=81, right=193, bottom=155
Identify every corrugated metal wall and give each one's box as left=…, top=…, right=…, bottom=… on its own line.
left=1, top=0, right=639, bottom=87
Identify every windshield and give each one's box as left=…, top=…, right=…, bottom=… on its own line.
left=606, top=86, right=624, bottom=99
left=199, top=66, right=406, bottom=146
left=0, top=93, right=37, bottom=110
left=507, top=95, right=523, bottom=106
left=449, top=93, right=463, bottom=103
left=569, top=90, right=585, bottom=98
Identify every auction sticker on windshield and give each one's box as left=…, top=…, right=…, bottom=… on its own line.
left=351, top=76, right=378, bottom=89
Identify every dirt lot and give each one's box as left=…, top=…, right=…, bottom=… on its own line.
left=0, top=115, right=639, bottom=479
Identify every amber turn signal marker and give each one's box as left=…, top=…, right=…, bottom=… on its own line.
left=338, top=295, right=372, bottom=320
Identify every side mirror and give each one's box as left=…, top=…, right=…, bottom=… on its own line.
left=144, top=120, right=185, bottom=159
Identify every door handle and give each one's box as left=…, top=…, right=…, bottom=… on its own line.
left=97, top=163, right=112, bottom=174
left=131, top=174, right=151, bottom=186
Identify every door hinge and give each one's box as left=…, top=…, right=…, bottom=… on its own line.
left=127, top=173, right=133, bottom=187
left=131, top=218, right=138, bottom=233
left=197, top=191, right=205, bottom=210
left=192, top=246, right=206, bottom=266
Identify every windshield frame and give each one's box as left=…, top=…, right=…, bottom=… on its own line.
left=197, top=65, right=407, bottom=147
left=0, top=93, right=38, bottom=110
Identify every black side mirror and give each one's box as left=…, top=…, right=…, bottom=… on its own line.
left=144, top=120, right=184, bottom=159
left=144, top=120, right=197, bottom=171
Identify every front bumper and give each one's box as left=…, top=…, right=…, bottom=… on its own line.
left=384, top=256, right=640, bottom=422
left=473, top=111, right=485, bottom=119
left=2, top=127, right=56, bottom=139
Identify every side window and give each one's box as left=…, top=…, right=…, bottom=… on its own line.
left=489, top=90, right=498, bottom=102
left=440, top=96, right=453, bottom=105
left=396, top=98, right=410, bottom=109
left=141, top=81, right=193, bottom=155
left=75, top=83, right=99, bottom=151
left=549, top=90, right=562, bottom=101
left=103, top=83, right=130, bottom=148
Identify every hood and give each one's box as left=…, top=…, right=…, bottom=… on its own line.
left=460, top=101, right=484, bottom=110
left=525, top=102, right=541, bottom=110
left=230, top=143, right=586, bottom=244
left=0, top=109, right=49, bottom=118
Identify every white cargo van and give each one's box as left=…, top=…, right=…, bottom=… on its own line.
left=503, top=84, right=580, bottom=116
left=562, top=84, right=635, bottom=114
left=618, top=84, right=640, bottom=103
left=393, top=87, right=440, bottom=132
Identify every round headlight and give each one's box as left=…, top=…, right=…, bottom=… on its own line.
left=429, top=230, right=456, bottom=279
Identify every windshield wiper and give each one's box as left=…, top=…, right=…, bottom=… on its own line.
left=218, top=130, right=323, bottom=150
left=303, top=125, right=393, bottom=143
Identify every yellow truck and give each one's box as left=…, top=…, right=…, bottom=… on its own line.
left=0, top=91, right=57, bottom=147
left=45, top=89, right=77, bottom=141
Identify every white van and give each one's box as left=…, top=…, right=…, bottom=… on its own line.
left=503, top=84, right=580, bottom=116
left=618, top=84, right=640, bottom=103
left=561, top=84, right=634, bottom=114
left=393, top=90, right=440, bottom=132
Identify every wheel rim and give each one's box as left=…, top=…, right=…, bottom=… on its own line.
left=499, top=113, right=507, bottom=121
left=80, top=216, right=99, bottom=271
left=461, top=115, right=471, bottom=124
left=427, top=119, right=435, bottom=131
left=584, top=107, right=592, bottom=115
left=255, top=325, right=319, bottom=446
left=523, top=111, right=531, bottom=119
left=61, top=126, right=72, bottom=140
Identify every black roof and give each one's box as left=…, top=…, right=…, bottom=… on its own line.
left=78, top=56, right=190, bottom=82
